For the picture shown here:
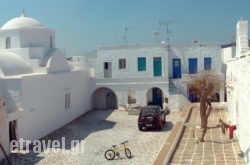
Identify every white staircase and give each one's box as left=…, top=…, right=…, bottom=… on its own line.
left=168, top=79, right=190, bottom=110
left=169, top=79, right=180, bottom=94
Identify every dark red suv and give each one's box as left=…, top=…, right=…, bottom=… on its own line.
left=137, top=105, right=166, bottom=131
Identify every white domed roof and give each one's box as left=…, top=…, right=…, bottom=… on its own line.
left=0, top=51, right=33, bottom=76
left=1, top=12, right=43, bottom=30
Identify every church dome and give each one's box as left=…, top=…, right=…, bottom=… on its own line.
left=0, top=51, right=33, bottom=76
left=1, top=12, right=44, bottom=30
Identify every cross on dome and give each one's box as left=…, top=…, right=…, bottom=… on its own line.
left=21, top=9, right=26, bottom=17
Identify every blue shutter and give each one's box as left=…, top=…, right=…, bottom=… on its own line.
left=138, top=57, right=146, bottom=71
left=189, top=58, right=198, bottom=74
left=153, top=57, right=162, bottom=77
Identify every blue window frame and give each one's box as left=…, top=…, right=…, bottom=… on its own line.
left=138, top=57, right=146, bottom=71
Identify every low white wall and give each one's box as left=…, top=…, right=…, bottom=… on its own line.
left=18, top=70, right=92, bottom=144
left=168, top=94, right=190, bottom=111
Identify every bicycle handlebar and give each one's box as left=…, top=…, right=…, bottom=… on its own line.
left=111, top=140, right=128, bottom=147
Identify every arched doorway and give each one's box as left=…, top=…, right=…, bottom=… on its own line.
left=92, top=87, right=117, bottom=110
left=147, top=87, right=163, bottom=108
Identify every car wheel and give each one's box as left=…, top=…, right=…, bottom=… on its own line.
left=138, top=126, right=143, bottom=131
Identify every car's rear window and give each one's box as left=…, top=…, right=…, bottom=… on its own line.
left=141, top=108, right=159, bottom=116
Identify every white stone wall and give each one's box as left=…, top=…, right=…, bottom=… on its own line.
left=226, top=54, right=250, bottom=164
left=14, top=70, right=92, bottom=145
left=19, top=28, right=55, bottom=48
left=226, top=19, right=250, bottom=164
left=222, top=47, right=234, bottom=62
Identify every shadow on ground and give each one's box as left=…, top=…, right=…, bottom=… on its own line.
left=0, top=109, right=116, bottom=165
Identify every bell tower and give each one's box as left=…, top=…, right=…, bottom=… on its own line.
left=236, top=17, right=249, bottom=57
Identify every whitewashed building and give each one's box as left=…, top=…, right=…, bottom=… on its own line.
left=88, top=41, right=224, bottom=111
left=0, top=12, right=93, bottom=161
left=226, top=18, right=250, bottom=164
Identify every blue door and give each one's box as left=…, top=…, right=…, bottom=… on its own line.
left=189, top=58, right=198, bottom=74
left=152, top=88, right=163, bottom=108
left=153, top=57, right=162, bottom=77
left=204, top=57, right=211, bottom=70
left=172, top=58, right=181, bottom=78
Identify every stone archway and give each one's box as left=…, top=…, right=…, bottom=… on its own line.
left=92, top=87, right=117, bottom=110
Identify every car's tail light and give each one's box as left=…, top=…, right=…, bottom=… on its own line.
left=138, top=118, right=141, bottom=122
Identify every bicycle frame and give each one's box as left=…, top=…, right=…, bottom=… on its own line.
left=113, top=144, right=127, bottom=154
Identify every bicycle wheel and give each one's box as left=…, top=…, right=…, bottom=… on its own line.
left=104, top=149, right=115, bottom=160
left=125, top=148, right=132, bottom=159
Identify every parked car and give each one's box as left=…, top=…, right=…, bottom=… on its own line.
left=137, top=105, right=166, bottom=131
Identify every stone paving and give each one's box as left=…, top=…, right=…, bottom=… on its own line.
left=169, top=107, right=246, bottom=165
left=1, top=109, right=182, bottom=165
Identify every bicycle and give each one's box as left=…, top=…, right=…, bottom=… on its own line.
left=104, top=140, right=132, bottom=160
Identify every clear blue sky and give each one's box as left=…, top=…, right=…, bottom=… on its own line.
left=0, top=0, right=250, bottom=56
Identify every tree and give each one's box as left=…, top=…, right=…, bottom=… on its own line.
left=187, top=70, right=223, bottom=142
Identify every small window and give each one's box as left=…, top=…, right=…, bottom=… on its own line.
left=119, top=59, right=126, bottom=69
left=65, top=92, right=70, bottom=110
left=138, top=57, right=146, bottom=71
left=6, top=37, right=11, bottom=49
left=104, top=62, right=109, bottom=69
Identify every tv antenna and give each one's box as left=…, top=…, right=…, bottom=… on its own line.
left=123, top=26, right=132, bottom=44
left=159, top=20, right=177, bottom=43
left=152, top=30, right=160, bottom=43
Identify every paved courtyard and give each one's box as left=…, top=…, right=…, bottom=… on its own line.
left=1, top=109, right=182, bottom=165
left=169, top=107, right=245, bottom=165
